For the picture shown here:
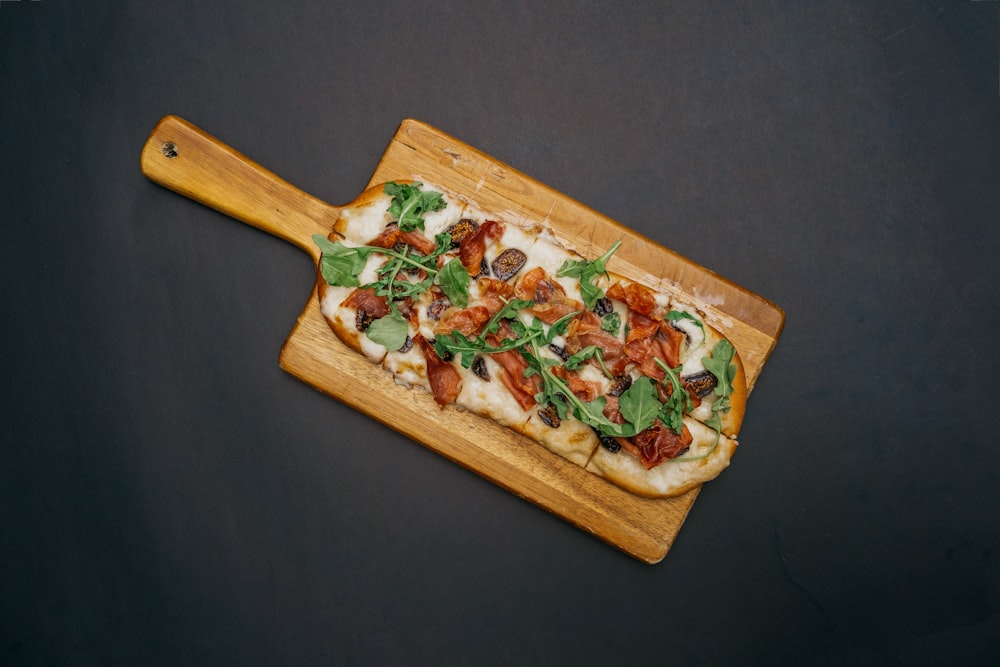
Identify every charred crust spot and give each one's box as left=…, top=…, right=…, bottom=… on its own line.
left=682, top=370, right=717, bottom=398
left=538, top=404, right=561, bottom=428
left=491, top=248, right=527, bottom=281
left=608, top=374, right=632, bottom=397
left=471, top=356, right=490, bottom=381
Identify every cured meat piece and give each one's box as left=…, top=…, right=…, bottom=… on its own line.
left=415, top=334, right=462, bottom=408
left=458, top=220, right=504, bottom=274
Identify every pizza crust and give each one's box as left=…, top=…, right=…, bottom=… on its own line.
left=585, top=418, right=739, bottom=498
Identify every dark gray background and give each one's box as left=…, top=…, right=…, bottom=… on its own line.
left=3, top=1, right=998, bottom=664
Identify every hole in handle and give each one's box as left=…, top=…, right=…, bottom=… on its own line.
left=161, top=142, right=178, bottom=159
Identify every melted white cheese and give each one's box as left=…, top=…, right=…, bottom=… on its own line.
left=337, top=197, right=390, bottom=245
left=668, top=303, right=709, bottom=375
left=522, top=233, right=584, bottom=302
left=454, top=356, right=533, bottom=428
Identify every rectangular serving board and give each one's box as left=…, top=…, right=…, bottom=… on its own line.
left=277, top=119, right=784, bottom=563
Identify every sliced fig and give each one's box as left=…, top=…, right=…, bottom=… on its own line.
left=682, top=370, right=717, bottom=398
left=491, top=248, right=527, bottom=281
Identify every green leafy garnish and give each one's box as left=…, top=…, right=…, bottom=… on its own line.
left=524, top=338, right=655, bottom=439
left=433, top=296, right=657, bottom=439
left=654, top=358, right=693, bottom=435
left=364, top=309, right=409, bottom=350
left=482, top=299, right=535, bottom=335
left=526, top=353, right=614, bottom=431
left=384, top=181, right=447, bottom=232
left=702, top=338, right=737, bottom=428
left=433, top=306, right=575, bottom=369
left=659, top=338, right=736, bottom=462
left=563, top=345, right=613, bottom=379
left=313, top=232, right=463, bottom=308
left=314, top=229, right=470, bottom=350
left=702, top=339, right=736, bottom=406
left=434, top=257, right=470, bottom=308
left=433, top=327, right=535, bottom=369
left=556, top=239, right=622, bottom=310
left=601, top=311, right=621, bottom=335
left=616, top=377, right=660, bottom=435
left=368, top=248, right=434, bottom=302
left=313, top=235, right=377, bottom=287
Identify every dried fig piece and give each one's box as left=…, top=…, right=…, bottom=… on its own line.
left=491, top=248, right=527, bottom=281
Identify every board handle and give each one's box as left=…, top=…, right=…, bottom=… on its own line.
left=140, top=115, right=337, bottom=262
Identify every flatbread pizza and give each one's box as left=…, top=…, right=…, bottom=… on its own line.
left=313, top=181, right=747, bottom=498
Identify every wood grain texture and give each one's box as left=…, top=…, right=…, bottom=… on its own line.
left=141, top=116, right=784, bottom=563
left=140, top=115, right=337, bottom=262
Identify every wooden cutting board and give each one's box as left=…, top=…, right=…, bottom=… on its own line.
left=140, top=115, right=784, bottom=563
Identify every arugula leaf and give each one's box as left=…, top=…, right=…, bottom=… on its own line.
left=700, top=338, right=737, bottom=446
left=364, top=310, right=409, bottom=351
left=526, top=355, right=611, bottom=431
left=563, top=345, right=613, bottom=379
left=384, top=181, right=447, bottom=232
left=542, top=310, right=580, bottom=344
left=703, top=412, right=722, bottom=433
left=435, top=327, right=547, bottom=369
left=482, top=299, right=535, bottom=335
left=555, top=240, right=622, bottom=309
left=601, top=311, right=621, bottom=335
left=434, top=258, right=470, bottom=308
left=312, top=234, right=344, bottom=256
left=654, top=358, right=693, bottom=434
left=433, top=330, right=480, bottom=369
left=312, top=235, right=376, bottom=287
left=702, top=339, right=736, bottom=403
left=617, top=376, right=660, bottom=435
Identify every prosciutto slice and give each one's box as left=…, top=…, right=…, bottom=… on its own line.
left=458, top=220, right=505, bottom=274
left=619, top=420, right=694, bottom=469
left=606, top=281, right=657, bottom=317
left=414, top=334, right=462, bottom=408
left=434, top=305, right=492, bottom=337
left=367, top=223, right=437, bottom=256
left=485, top=327, right=540, bottom=410
left=341, top=287, right=390, bottom=320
